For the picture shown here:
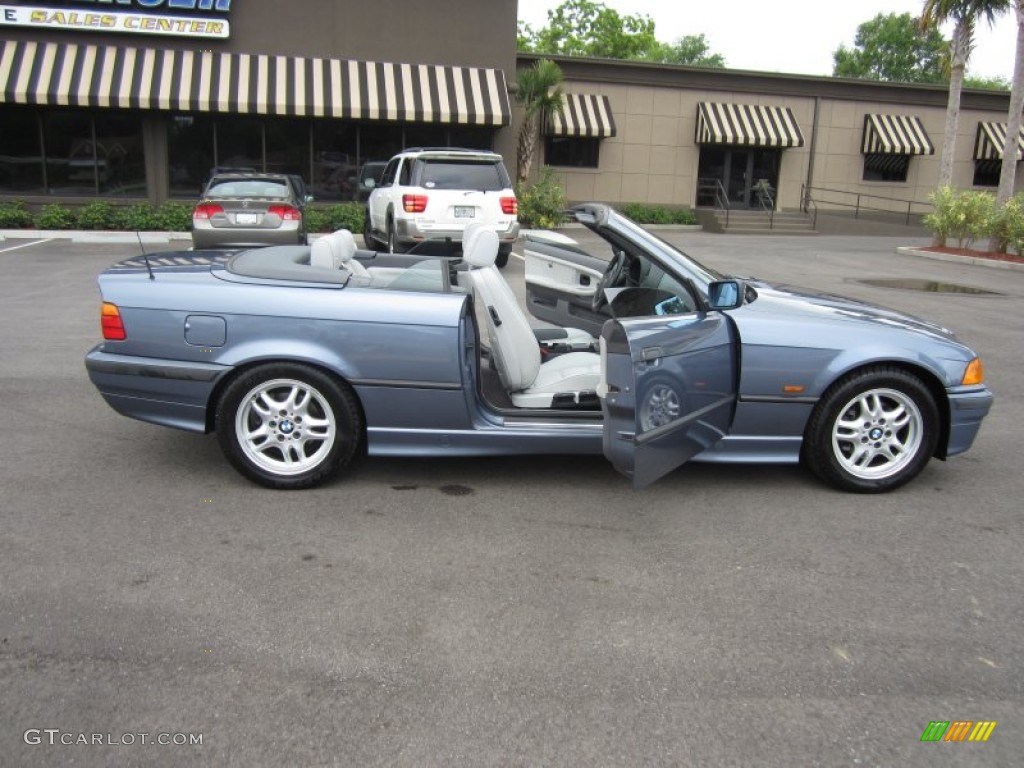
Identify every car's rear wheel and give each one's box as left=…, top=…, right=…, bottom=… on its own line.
left=216, top=363, right=362, bottom=489
left=803, top=366, right=938, bottom=493
left=362, top=211, right=377, bottom=250
left=386, top=216, right=400, bottom=254
left=496, top=243, right=512, bottom=269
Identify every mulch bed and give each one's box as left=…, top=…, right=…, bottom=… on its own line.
left=922, top=246, right=1024, bottom=265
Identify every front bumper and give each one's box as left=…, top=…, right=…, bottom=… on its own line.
left=85, top=346, right=231, bottom=433
left=945, top=385, right=994, bottom=457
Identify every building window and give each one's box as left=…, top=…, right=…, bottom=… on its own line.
left=545, top=137, right=600, bottom=168
left=168, top=114, right=215, bottom=197
left=92, top=113, right=145, bottom=196
left=0, top=108, right=44, bottom=194
left=973, top=160, right=1001, bottom=187
left=862, top=153, right=909, bottom=182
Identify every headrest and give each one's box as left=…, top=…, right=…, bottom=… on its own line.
left=309, top=236, right=338, bottom=269
left=331, top=229, right=357, bottom=262
left=462, top=223, right=498, bottom=268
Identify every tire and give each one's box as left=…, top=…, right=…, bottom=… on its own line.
left=803, top=366, right=938, bottom=493
left=496, top=243, right=512, bottom=269
left=362, top=211, right=377, bottom=250
left=216, top=363, right=363, bottom=490
left=386, top=216, right=400, bottom=254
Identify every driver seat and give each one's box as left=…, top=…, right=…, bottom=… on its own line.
left=461, top=223, right=601, bottom=408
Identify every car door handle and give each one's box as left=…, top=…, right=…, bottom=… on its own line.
left=641, top=346, right=663, bottom=361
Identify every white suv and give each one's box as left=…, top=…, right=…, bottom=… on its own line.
left=364, top=148, right=519, bottom=267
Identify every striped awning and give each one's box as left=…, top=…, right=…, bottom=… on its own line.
left=0, top=40, right=510, bottom=125
left=546, top=93, right=616, bottom=138
left=696, top=102, right=804, bottom=148
left=974, top=121, right=1024, bottom=161
left=862, top=114, right=934, bottom=155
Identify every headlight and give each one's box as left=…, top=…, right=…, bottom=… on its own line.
left=962, top=357, right=984, bottom=385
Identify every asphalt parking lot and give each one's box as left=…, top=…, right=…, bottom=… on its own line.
left=2, top=230, right=1022, bottom=766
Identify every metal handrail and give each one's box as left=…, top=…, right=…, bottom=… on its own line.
left=754, top=182, right=775, bottom=229
left=801, top=186, right=819, bottom=230
left=800, top=184, right=930, bottom=225
left=710, top=178, right=730, bottom=229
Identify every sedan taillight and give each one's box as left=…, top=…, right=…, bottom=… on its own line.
left=267, top=205, right=302, bottom=221
left=500, top=196, right=518, bottom=215
left=193, top=203, right=224, bottom=220
left=403, top=194, right=428, bottom=213
left=101, top=302, right=126, bottom=341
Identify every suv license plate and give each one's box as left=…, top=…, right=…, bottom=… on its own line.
left=235, top=212, right=260, bottom=225
left=454, top=206, right=475, bottom=218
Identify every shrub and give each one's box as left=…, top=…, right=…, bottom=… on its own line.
left=621, top=202, right=697, bottom=225
left=994, top=193, right=1024, bottom=256
left=516, top=166, right=567, bottom=229
left=318, top=203, right=366, bottom=233
left=924, top=186, right=996, bottom=249
left=153, top=202, right=193, bottom=232
left=304, top=207, right=328, bottom=234
left=35, top=204, right=76, bottom=230
left=0, top=200, right=34, bottom=228
left=117, top=203, right=160, bottom=231
left=76, top=201, right=119, bottom=230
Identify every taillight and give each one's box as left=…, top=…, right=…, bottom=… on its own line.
left=193, top=203, right=223, bottom=220
left=500, top=196, right=518, bottom=215
left=267, top=205, right=302, bottom=221
left=403, top=194, right=428, bottom=213
left=101, top=302, right=126, bottom=341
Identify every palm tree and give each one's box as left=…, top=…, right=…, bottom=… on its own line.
left=922, top=0, right=1010, bottom=189
left=996, top=1, right=1024, bottom=211
left=514, top=59, right=565, bottom=186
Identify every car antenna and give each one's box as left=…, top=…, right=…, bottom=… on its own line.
left=135, top=231, right=155, bottom=280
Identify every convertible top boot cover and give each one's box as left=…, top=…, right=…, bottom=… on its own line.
left=462, top=223, right=601, bottom=408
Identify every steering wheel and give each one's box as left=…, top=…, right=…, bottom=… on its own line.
left=592, top=250, right=628, bottom=312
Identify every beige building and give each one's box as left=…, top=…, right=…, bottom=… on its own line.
left=527, top=54, right=1018, bottom=218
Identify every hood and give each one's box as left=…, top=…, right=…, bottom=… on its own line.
left=747, top=280, right=957, bottom=342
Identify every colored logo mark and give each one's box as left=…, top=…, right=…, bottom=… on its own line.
left=921, top=720, right=997, bottom=742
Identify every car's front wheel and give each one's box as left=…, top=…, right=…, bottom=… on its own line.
left=362, top=211, right=377, bottom=250
left=803, top=366, right=938, bottom=493
left=216, top=363, right=362, bottom=489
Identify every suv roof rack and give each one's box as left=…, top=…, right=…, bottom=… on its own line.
left=401, top=147, right=497, bottom=154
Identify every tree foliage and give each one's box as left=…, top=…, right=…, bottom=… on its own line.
left=514, top=59, right=565, bottom=185
left=518, top=0, right=725, bottom=67
left=832, top=13, right=947, bottom=83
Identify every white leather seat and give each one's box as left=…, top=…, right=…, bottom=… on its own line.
left=310, top=230, right=370, bottom=278
left=461, top=223, right=601, bottom=408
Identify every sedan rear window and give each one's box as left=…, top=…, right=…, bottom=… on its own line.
left=416, top=160, right=506, bottom=191
left=207, top=180, right=290, bottom=198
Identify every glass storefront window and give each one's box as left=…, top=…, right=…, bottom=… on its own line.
left=311, top=122, right=358, bottom=201
left=0, top=108, right=44, bottom=194
left=545, top=137, right=600, bottom=168
left=265, top=118, right=310, bottom=179
left=43, top=111, right=96, bottom=196
left=216, top=118, right=263, bottom=171
left=168, top=114, right=215, bottom=197
left=93, top=113, right=145, bottom=196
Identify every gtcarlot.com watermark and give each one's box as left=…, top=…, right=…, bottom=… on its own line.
left=24, top=729, right=203, bottom=747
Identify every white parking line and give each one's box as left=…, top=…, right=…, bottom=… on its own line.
left=0, top=238, right=55, bottom=254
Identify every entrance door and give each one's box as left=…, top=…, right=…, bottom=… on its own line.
left=726, top=150, right=751, bottom=207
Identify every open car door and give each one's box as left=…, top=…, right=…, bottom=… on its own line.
left=600, top=312, right=737, bottom=488
left=523, top=231, right=608, bottom=338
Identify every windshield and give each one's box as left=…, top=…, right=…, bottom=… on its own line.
left=603, top=208, right=723, bottom=290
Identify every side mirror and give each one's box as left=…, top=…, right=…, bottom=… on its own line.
left=707, top=279, right=745, bottom=310
left=363, top=178, right=376, bottom=190
left=305, top=193, right=314, bottom=203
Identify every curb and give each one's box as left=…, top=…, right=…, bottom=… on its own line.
left=896, top=246, right=1024, bottom=272
left=0, top=229, right=192, bottom=244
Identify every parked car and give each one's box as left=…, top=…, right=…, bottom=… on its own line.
left=192, top=171, right=310, bottom=249
left=365, top=147, right=519, bottom=266
left=85, top=204, right=992, bottom=493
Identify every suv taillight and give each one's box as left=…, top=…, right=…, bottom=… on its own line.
left=403, top=194, right=428, bottom=213
left=267, top=205, right=301, bottom=221
left=101, top=302, right=126, bottom=341
left=193, top=203, right=223, bottom=220
left=500, top=196, right=518, bottom=215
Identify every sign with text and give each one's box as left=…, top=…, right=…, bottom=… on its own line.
left=0, top=3, right=230, bottom=39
